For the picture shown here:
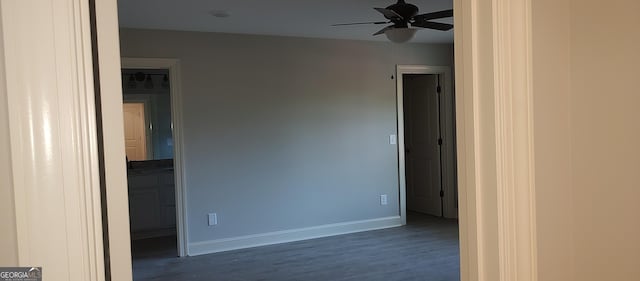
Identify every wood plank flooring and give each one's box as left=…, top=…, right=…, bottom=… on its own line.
left=132, top=212, right=460, bottom=281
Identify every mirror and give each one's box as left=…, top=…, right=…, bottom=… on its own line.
left=122, top=69, right=173, bottom=161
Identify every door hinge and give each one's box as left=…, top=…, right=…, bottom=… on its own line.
left=440, top=190, right=445, bottom=197
left=438, top=138, right=443, bottom=146
left=437, top=85, right=442, bottom=93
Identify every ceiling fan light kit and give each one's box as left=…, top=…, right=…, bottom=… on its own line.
left=333, top=0, right=453, bottom=43
left=385, top=28, right=418, bottom=43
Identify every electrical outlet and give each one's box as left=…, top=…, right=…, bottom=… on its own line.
left=208, top=213, right=218, bottom=226
left=380, top=194, right=388, bottom=205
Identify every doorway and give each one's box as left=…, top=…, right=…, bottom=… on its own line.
left=120, top=64, right=187, bottom=276
left=120, top=59, right=188, bottom=265
left=121, top=68, right=178, bottom=261
left=397, top=66, right=457, bottom=222
left=403, top=73, right=443, bottom=217
left=0, top=0, right=546, bottom=279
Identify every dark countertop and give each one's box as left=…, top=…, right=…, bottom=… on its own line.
left=127, top=159, right=174, bottom=176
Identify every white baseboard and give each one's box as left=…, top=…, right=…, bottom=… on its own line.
left=188, top=216, right=402, bottom=256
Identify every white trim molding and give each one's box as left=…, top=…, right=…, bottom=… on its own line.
left=395, top=65, right=457, bottom=224
left=454, top=0, right=538, bottom=280
left=93, top=0, right=133, bottom=279
left=189, top=217, right=402, bottom=256
left=492, top=0, right=538, bottom=280
left=1, top=0, right=105, bottom=280
left=121, top=58, right=189, bottom=257
left=452, top=1, right=478, bottom=279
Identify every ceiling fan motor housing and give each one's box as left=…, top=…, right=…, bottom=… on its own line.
left=386, top=0, right=419, bottom=25
left=331, top=0, right=454, bottom=40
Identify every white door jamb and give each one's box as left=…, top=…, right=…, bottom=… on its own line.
left=396, top=65, right=457, bottom=223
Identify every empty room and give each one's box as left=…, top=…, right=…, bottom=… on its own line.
left=114, top=0, right=460, bottom=280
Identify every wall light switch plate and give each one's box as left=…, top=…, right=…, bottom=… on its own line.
left=208, top=213, right=218, bottom=226
left=389, top=135, right=397, bottom=145
left=380, top=194, right=388, bottom=205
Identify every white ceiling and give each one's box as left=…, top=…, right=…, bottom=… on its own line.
left=117, top=0, right=454, bottom=43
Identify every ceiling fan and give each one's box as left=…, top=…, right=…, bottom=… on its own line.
left=333, top=0, right=453, bottom=43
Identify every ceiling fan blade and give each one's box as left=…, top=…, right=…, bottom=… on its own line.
left=332, top=21, right=389, bottom=26
left=411, top=21, right=453, bottom=31
left=413, top=9, right=454, bottom=21
left=373, top=26, right=394, bottom=36
left=374, top=8, right=404, bottom=20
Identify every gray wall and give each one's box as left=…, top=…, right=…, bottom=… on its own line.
left=120, top=28, right=454, bottom=243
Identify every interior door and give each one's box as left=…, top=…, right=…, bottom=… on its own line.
left=123, top=102, right=148, bottom=161
left=403, top=74, right=442, bottom=217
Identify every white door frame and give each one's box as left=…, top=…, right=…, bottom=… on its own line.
left=396, top=65, right=457, bottom=223
left=454, top=0, right=538, bottom=280
left=1, top=0, right=107, bottom=280
left=121, top=58, right=188, bottom=257
left=0, top=0, right=538, bottom=280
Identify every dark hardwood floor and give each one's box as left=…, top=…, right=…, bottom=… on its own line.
left=132, top=212, right=460, bottom=281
